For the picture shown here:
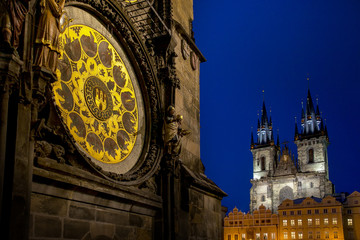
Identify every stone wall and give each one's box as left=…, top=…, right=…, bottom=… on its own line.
left=251, top=146, right=277, bottom=179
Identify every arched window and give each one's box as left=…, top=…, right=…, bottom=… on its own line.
left=308, top=148, right=314, bottom=163
left=310, top=182, right=314, bottom=188
left=261, top=157, right=266, bottom=171
left=261, top=195, right=266, bottom=202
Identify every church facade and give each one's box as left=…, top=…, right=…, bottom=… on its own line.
left=0, top=0, right=226, bottom=239
left=250, top=90, right=334, bottom=213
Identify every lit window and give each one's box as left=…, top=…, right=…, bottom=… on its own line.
left=242, top=234, right=246, bottom=240
left=235, top=235, right=238, bottom=240
left=308, top=231, right=313, bottom=239
left=316, top=232, right=320, bottom=239
left=298, top=232, right=303, bottom=239
left=298, top=219, right=302, bottom=226
left=264, top=233, right=268, bottom=240
left=308, top=219, right=312, bottom=225
left=325, top=232, right=329, bottom=239
left=315, top=218, right=320, bottom=225
left=324, top=218, right=328, bottom=225
left=332, top=218, right=337, bottom=225
left=256, top=233, right=260, bottom=240
left=334, top=232, right=338, bottom=239
left=291, top=219, right=295, bottom=226
left=323, top=209, right=328, bottom=213
left=291, top=232, right=296, bottom=239
left=284, top=232, right=288, bottom=239
left=348, top=218, right=353, bottom=226
left=283, top=220, right=288, bottom=226
left=271, top=233, right=275, bottom=240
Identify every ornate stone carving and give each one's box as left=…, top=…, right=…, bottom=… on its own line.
left=164, top=106, right=190, bottom=156
left=0, top=0, right=29, bottom=52
left=34, top=0, right=65, bottom=73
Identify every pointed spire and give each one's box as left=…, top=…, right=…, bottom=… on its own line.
left=306, top=89, right=315, bottom=116
left=276, top=129, right=280, bottom=146
left=261, top=100, right=269, bottom=126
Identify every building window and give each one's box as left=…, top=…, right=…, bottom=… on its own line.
left=240, top=221, right=242, bottom=224
left=261, top=157, right=266, bottom=171
left=347, top=209, right=352, bottom=214
left=308, top=149, right=314, bottom=163
left=332, top=217, right=337, bottom=225
left=283, top=211, right=287, bottom=216
left=308, top=231, right=313, bottom=239
left=308, top=219, right=312, bottom=226
left=256, top=220, right=259, bottom=224
left=261, top=195, right=266, bottom=202
left=323, top=209, right=328, bottom=213
left=256, top=233, right=260, bottom=240
left=271, top=233, right=275, bottom=240
left=315, top=218, right=320, bottom=225
left=325, top=232, right=329, bottom=239
left=228, top=235, right=231, bottom=240
left=348, top=218, right=353, bottom=226
left=242, top=234, right=246, bottom=240
left=266, top=219, right=270, bottom=223
left=355, top=200, right=359, bottom=204
left=332, top=208, right=336, bottom=213
left=283, top=220, right=288, bottom=226
left=324, top=218, right=328, bottom=225
left=315, top=209, right=319, bottom=214
left=334, top=232, right=338, bottom=239
left=298, top=219, right=302, bottom=226
left=298, top=232, right=303, bottom=239
left=298, top=182, right=302, bottom=187
left=310, top=182, right=314, bottom=188
left=291, top=219, right=295, bottom=226
left=290, top=211, right=294, bottom=215
left=284, top=232, right=288, bottom=240
left=297, top=210, right=301, bottom=215
left=291, top=232, right=296, bottom=239
left=316, top=232, right=320, bottom=239
left=308, top=210, right=311, bottom=214
left=235, top=234, right=238, bottom=240
left=264, top=233, right=268, bottom=240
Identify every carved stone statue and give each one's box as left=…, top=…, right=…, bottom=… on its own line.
left=0, top=0, right=29, bottom=50
left=34, top=0, right=65, bottom=73
left=164, top=106, right=190, bottom=155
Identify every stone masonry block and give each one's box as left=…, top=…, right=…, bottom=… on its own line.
left=64, top=218, right=90, bottom=239
left=34, top=215, right=62, bottom=238
left=96, top=209, right=129, bottom=226
left=69, top=204, right=95, bottom=220
left=31, top=193, right=67, bottom=216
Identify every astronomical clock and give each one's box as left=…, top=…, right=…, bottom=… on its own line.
left=51, top=5, right=160, bottom=183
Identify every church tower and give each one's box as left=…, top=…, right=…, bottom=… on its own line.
left=250, top=101, right=278, bottom=179
left=294, top=89, right=330, bottom=178
left=250, top=101, right=279, bottom=211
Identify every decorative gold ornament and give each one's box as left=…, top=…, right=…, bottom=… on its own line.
left=53, top=25, right=139, bottom=164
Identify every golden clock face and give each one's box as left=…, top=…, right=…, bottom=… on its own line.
left=53, top=25, right=139, bottom=164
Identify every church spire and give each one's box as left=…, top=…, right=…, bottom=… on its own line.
left=298, top=87, right=327, bottom=140
left=256, top=100, right=273, bottom=146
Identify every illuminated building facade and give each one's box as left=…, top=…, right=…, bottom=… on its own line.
left=278, top=196, right=344, bottom=240
left=342, top=191, right=360, bottom=240
left=224, top=205, right=278, bottom=240
left=250, top=90, right=334, bottom=213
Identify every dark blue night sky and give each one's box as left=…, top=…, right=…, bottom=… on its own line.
left=193, top=0, right=360, bottom=213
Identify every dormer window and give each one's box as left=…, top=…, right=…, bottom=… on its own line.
left=308, top=148, right=314, bottom=163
